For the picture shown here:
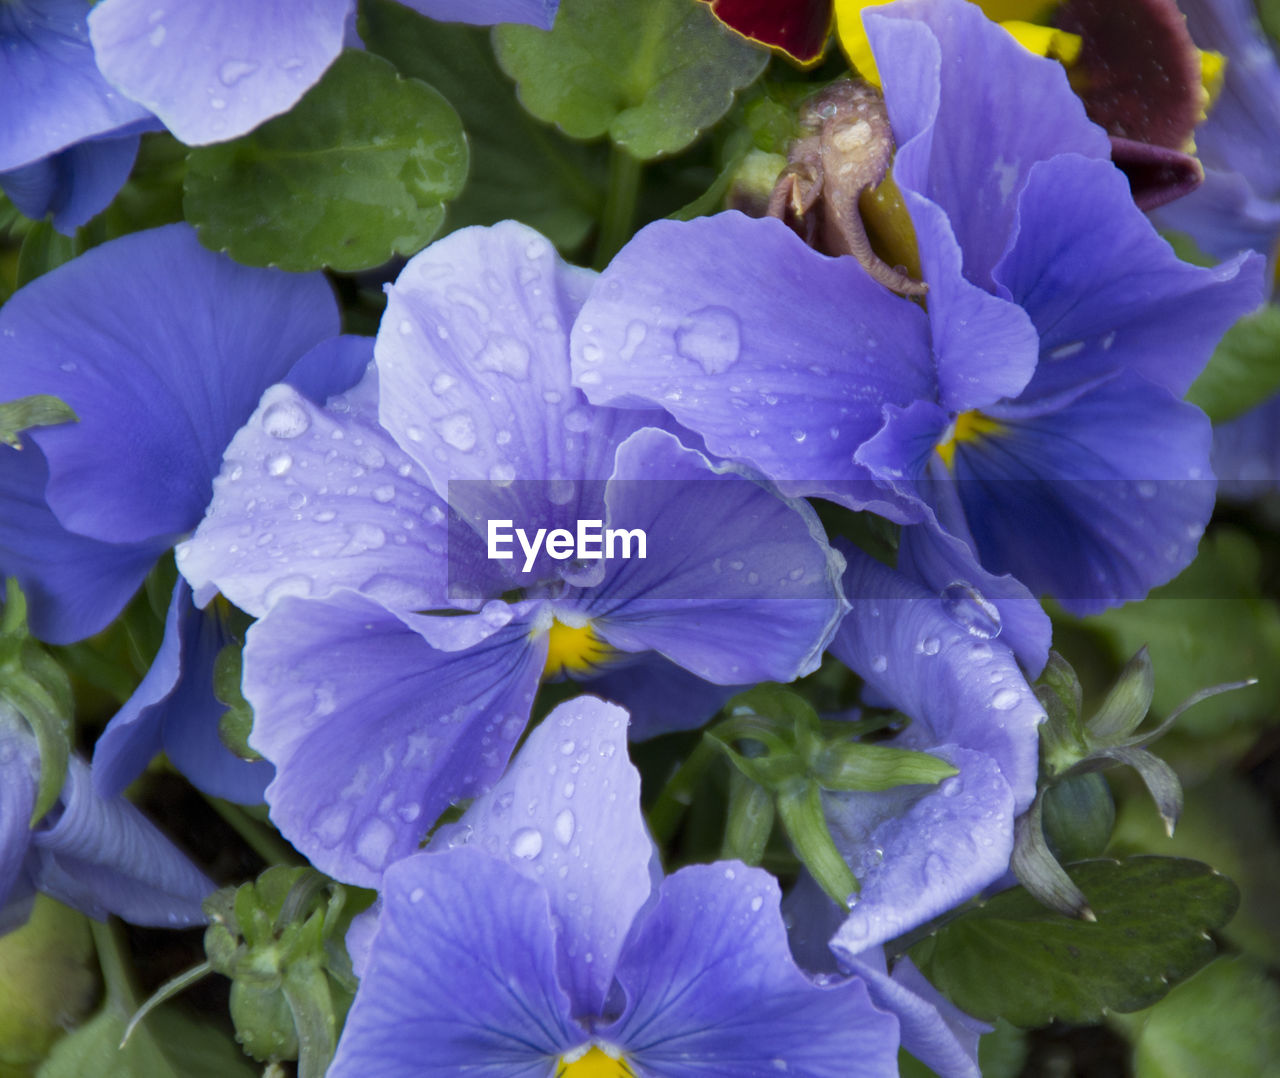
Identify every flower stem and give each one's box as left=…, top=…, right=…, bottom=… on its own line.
left=205, top=796, right=300, bottom=866
left=594, top=145, right=643, bottom=270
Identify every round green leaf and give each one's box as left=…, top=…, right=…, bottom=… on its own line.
left=909, top=857, right=1239, bottom=1028
left=495, top=0, right=768, bottom=160
left=184, top=50, right=467, bottom=272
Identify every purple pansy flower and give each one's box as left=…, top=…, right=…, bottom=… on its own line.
left=823, top=545, right=1043, bottom=957
left=179, top=220, right=848, bottom=887
left=331, top=695, right=900, bottom=1076
left=86, top=0, right=560, bottom=146
left=0, top=224, right=358, bottom=803
left=570, top=0, right=1263, bottom=616
left=1156, top=0, right=1280, bottom=269
left=0, top=0, right=157, bottom=233
left=1, top=704, right=213, bottom=936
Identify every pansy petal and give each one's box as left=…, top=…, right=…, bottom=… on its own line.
left=962, top=372, right=1217, bottom=613
left=398, top=0, right=559, bottom=29
left=1177, top=0, right=1280, bottom=196
left=601, top=863, right=899, bottom=1077
left=1214, top=392, right=1280, bottom=497
left=330, top=849, right=579, bottom=1077
left=994, top=154, right=1265, bottom=399
left=244, top=591, right=543, bottom=887
left=571, top=213, right=934, bottom=510
left=581, top=429, right=847, bottom=685
left=178, top=376, right=466, bottom=618
left=586, top=653, right=740, bottom=740
left=840, top=952, right=985, bottom=1078
left=282, top=334, right=374, bottom=406
left=431, top=696, right=649, bottom=1016
left=0, top=713, right=39, bottom=907
left=0, top=444, right=158, bottom=645
left=0, top=133, right=140, bottom=236
left=88, top=0, right=350, bottom=145
left=30, top=758, right=213, bottom=926
left=827, top=747, right=1015, bottom=956
left=1157, top=166, right=1280, bottom=264
left=867, top=0, right=1110, bottom=291
left=897, top=189, right=1040, bottom=412
left=703, top=0, right=833, bottom=62
left=831, top=545, right=1042, bottom=804
left=897, top=521, right=1051, bottom=678
left=0, top=0, right=151, bottom=170
left=94, top=580, right=270, bottom=803
left=0, top=225, right=339, bottom=546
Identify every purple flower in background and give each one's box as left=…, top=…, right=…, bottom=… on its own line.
left=87, top=0, right=560, bottom=146
left=823, top=545, right=1043, bottom=956
left=178, top=221, right=848, bottom=886
left=0, top=224, right=359, bottom=803
left=571, top=0, right=1263, bottom=616
left=330, top=695, right=900, bottom=1077
left=1156, top=0, right=1280, bottom=270
left=1, top=704, right=213, bottom=936
left=0, top=0, right=157, bottom=233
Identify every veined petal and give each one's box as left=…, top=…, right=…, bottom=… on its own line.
left=867, top=0, right=1110, bottom=291
left=581, top=429, right=848, bottom=685
left=0, top=712, right=39, bottom=909
left=571, top=213, right=935, bottom=510
left=0, top=133, right=140, bottom=235
left=839, top=952, right=985, bottom=1078
left=88, top=0, right=351, bottom=145
left=244, top=591, right=543, bottom=887
left=30, top=758, right=213, bottom=926
left=329, top=849, right=581, bottom=1077
left=92, top=580, right=271, bottom=804
left=585, top=654, right=741, bottom=740
left=430, top=697, right=649, bottom=1017
left=179, top=373, right=468, bottom=618
left=0, top=224, right=339, bottom=546
left=0, top=443, right=157, bottom=644
left=601, top=863, right=899, bottom=1077
left=398, top=0, right=560, bottom=29
left=826, top=747, right=1016, bottom=956
left=959, top=371, right=1218, bottom=613
left=0, top=0, right=150, bottom=170
left=995, top=154, right=1264, bottom=400
left=831, top=544, right=1043, bottom=804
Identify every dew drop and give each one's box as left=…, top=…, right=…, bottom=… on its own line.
left=265, top=452, right=293, bottom=477
left=992, top=687, right=1020, bottom=711
left=434, top=413, right=477, bottom=452
left=939, top=581, right=1002, bottom=640
left=430, top=372, right=457, bottom=395
left=475, top=335, right=531, bottom=379
left=674, top=306, right=741, bottom=374
left=509, top=827, right=543, bottom=860
left=871, top=654, right=888, bottom=674
left=218, top=59, right=259, bottom=85
left=553, top=809, right=575, bottom=845
left=261, top=399, right=311, bottom=439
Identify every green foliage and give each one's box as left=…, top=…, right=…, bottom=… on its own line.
left=1085, top=528, right=1280, bottom=736
left=910, top=857, right=1238, bottom=1028
left=494, top=0, right=768, bottom=160
left=185, top=50, right=467, bottom=272
left=1115, top=957, right=1280, bottom=1078
left=359, top=0, right=607, bottom=251
left=1187, top=303, right=1280, bottom=422
left=15, top=223, right=81, bottom=291
left=0, top=395, right=77, bottom=450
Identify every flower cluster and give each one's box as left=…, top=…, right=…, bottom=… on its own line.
left=0, top=0, right=1272, bottom=1073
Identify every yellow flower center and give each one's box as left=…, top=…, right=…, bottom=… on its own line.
left=557, top=1046, right=634, bottom=1077
left=541, top=619, right=618, bottom=680
left=935, top=410, right=1004, bottom=470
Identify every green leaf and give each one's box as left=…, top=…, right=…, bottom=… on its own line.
left=1083, top=528, right=1280, bottom=737
left=0, top=394, right=78, bottom=449
left=15, top=221, right=82, bottom=289
left=909, top=857, right=1238, bottom=1028
left=214, top=644, right=260, bottom=763
left=184, top=50, right=467, bottom=272
left=1117, top=957, right=1280, bottom=1078
left=359, top=0, right=606, bottom=251
left=494, top=0, right=768, bottom=160
left=1186, top=303, right=1280, bottom=422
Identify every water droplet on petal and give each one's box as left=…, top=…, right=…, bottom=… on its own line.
left=434, top=413, right=477, bottom=452
left=870, top=654, right=888, bottom=674
left=939, top=581, right=1002, bottom=640
left=674, top=306, right=741, bottom=374
left=218, top=59, right=259, bottom=85
left=261, top=399, right=311, bottom=439
left=509, top=827, right=543, bottom=860
left=992, top=687, right=1020, bottom=711
left=475, top=335, right=531, bottom=379
left=265, top=452, right=292, bottom=477
left=553, top=809, right=575, bottom=845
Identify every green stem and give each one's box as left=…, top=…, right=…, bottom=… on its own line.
left=206, top=796, right=301, bottom=866
left=90, top=918, right=139, bottom=1013
left=593, top=145, right=643, bottom=270
left=647, top=734, right=721, bottom=845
